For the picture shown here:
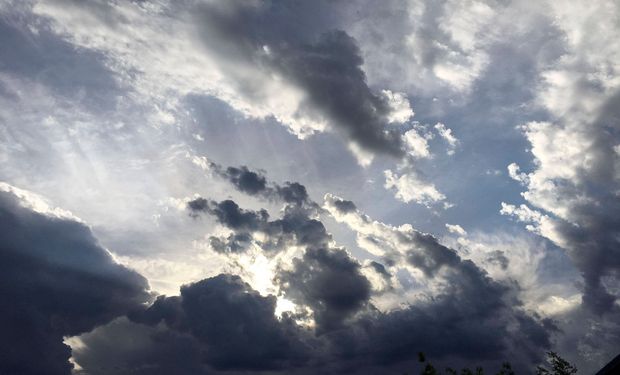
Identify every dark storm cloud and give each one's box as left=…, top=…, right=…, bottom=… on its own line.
left=196, top=0, right=407, bottom=157
left=189, top=198, right=269, bottom=231
left=188, top=197, right=329, bottom=253
left=0, top=189, right=150, bottom=375
left=71, top=176, right=553, bottom=373
left=209, top=161, right=315, bottom=208
left=486, top=250, right=510, bottom=270
left=129, top=274, right=310, bottom=371
left=277, top=247, right=372, bottom=333
left=184, top=173, right=553, bottom=371
left=369, top=260, right=390, bottom=278
left=357, top=228, right=550, bottom=369
left=311, top=261, right=551, bottom=374
left=219, top=165, right=267, bottom=195
left=564, top=91, right=620, bottom=314
left=402, top=231, right=461, bottom=277
left=74, top=269, right=553, bottom=375
left=331, top=197, right=357, bottom=214
left=73, top=317, right=210, bottom=375
left=209, top=232, right=253, bottom=254
left=522, top=90, right=620, bottom=315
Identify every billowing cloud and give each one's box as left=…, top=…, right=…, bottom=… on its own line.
left=181, top=168, right=554, bottom=371
left=32, top=0, right=413, bottom=158
left=502, top=0, right=620, bottom=315
left=277, top=247, right=372, bottom=333
left=130, top=274, right=310, bottom=371
left=1, top=0, right=619, bottom=373
left=29, top=0, right=450, bottom=206
left=0, top=184, right=150, bottom=374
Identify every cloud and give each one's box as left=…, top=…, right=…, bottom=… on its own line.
left=182, top=167, right=553, bottom=370
left=502, top=0, right=620, bottom=314
left=384, top=168, right=446, bottom=207
left=445, top=223, right=467, bottom=236
left=33, top=0, right=413, bottom=160
left=0, top=184, right=150, bottom=374
left=208, top=162, right=315, bottom=208
left=434, top=122, right=459, bottom=155
left=73, top=274, right=311, bottom=374
left=132, top=274, right=310, bottom=371
left=276, top=247, right=372, bottom=333
left=57, top=166, right=557, bottom=374
left=344, top=0, right=494, bottom=95
left=323, top=193, right=553, bottom=368
left=188, top=197, right=329, bottom=254
left=30, top=0, right=449, bottom=206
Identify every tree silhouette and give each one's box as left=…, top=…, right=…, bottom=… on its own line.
left=496, top=362, right=516, bottom=375
left=409, top=351, right=576, bottom=375
left=536, top=351, right=578, bottom=375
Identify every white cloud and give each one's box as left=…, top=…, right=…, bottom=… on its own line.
left=507, top=162, right=528, bottom=184
left=382, top=89, right=414, bottom=123
left=348, top=0, right=496, bottom=95
left=384, top=169, right=445, bottom=206
left=443, top=229, right=580, bottom=317
left=445, top=223, right=467, bottom=236
left=0, top=181, right=80, bottom=221
left=32, top=0, right=327, bottom=139
left=434, top=122, right=458, bottom=155
left=502, top=0, right=620, bottom=315
left=402, top=128, right=431, bottom=159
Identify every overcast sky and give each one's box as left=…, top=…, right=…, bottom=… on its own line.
left=1, top=0, right=619, bottom=374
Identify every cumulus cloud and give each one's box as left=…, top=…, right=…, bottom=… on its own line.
left=320, top=193, right=554, bottom=368
left=434, top=122, right=459, bottom=155
left=2, top=0, right=619, bottom=372
left=133, top=274, right=310, bottom=371
left=70, top=274, right=312, bottom=374
left=503, top=0, right=620, bottom=315
left=208, top=162, right=315, bottom=208
left=277, top=247, right=372, bottom=333
left=188, top=198, right=329, bottom=254
left=29, top=0, right=450, bottom=206
left=446, top=223, right=467, bottom=236
left=0, top=184, right=150, bottom=374
left=32, top=0, right=414, bottom=160
left=7, top=162, right=554, bottom=374
left=384, top=168, right=446, bottom=207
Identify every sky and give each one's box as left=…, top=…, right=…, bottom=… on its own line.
left=0, top=0, right=619, bottom=374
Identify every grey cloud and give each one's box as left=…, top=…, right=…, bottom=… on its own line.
left=0, top=189, right=150, bottom=375
left=210, top=162, right=314, bottom=207
left=486, top=250, right=510, bottom=270
left=277, top=247, right=372, bottom=333
left=324, top=262, right=551, bottom=373
left=272, top=30, right=405, bottom=157
left=69, top=180, right=554, bottom=374
left=218, top=165, right=267, bottom=195
left=129, top=274, right=311, bottom=372
left=188, top=197, right=329, bottom=253
left=369, top=260, right=391, bottom=278
left=331, top=197, right=357, bottom=214
left=209, top=232, right=253, bottom=254
left=188, top=198, right=269, bottom=231
left=73, top=317, right=209, bottom=375
left=188, top=172, right=553, bottom=370
left=559, top=91, right=620, bottom=314
left=511, top=90, right=620, bottom=315
left=196, top=1, right=407, bottom=157
left=401, top=231, right=461, bottom=277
